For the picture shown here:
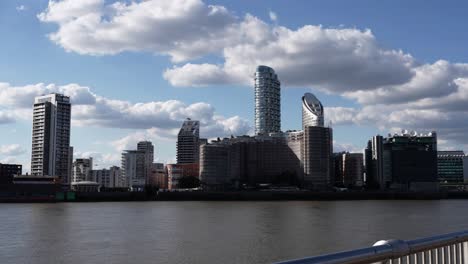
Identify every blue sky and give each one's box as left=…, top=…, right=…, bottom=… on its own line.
left=2, top=0, right=468, bottom=171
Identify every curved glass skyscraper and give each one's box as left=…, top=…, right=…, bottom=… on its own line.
left=255, top=65, right=281, bottom=135
left=302, top=92, right=324, bottom=128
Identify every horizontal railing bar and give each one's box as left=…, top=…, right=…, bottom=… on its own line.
left=275, top=230, right=468, bottom=264
left=276, top=245, right=394, bottom=264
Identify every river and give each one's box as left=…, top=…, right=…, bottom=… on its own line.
left=1, top=200, right=468, bottom=264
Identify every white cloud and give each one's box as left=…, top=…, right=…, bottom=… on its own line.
left=39, top=0, right=415, bottom=91
left=35, top=0, right=468, bottom=149
left=333, top=141, right=363, bottom=153
left=0, top=144, right=26, bottom=156
left=16, top=5, right=27, bottom=11
left=0, top=81, right=252, bottom=139
left=38, top=0, right=237, bottom=62
left=269, top=11, right=277, bottom=22
left=73, top=150, right=120, bottom=169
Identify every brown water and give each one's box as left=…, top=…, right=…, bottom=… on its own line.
left=1, top=200, right=468, bottom=264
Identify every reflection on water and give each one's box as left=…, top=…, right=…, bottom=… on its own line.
left=1, top=200, right=467, bottom=264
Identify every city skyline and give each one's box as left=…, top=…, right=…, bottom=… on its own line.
left=2, top=0, right=468, bottom=172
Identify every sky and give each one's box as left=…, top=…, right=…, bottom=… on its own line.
left=2, top=0, right=468, bottom=172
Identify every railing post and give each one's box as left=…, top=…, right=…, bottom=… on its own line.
left=373, top=239, right=410, bottom=263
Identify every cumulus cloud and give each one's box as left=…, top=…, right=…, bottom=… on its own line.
left=74, top=150, right=120, bottom=169
left=0, top=144, right=26, bottom=156
left=38, top=0, right=237, bottom=62
left=36, top=0, right=468, bottom=148
left=0, top=81, right=251, bottom=139
left=39, top=0, right=415, bottom=91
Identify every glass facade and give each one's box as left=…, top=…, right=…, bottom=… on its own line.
left=437, top=151, right=465, bottom=183
left=302, top=93, right=324, bottom=128
left=255, top=65, right=281, bottom=135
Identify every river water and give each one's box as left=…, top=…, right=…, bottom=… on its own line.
left=1, top=200, right=468, bottom=264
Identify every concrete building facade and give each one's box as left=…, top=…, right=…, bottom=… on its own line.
left=31, top=93, right=71, bottom=183
left=93, top=166, right=121, bottom=188
left=72, top=158, right=93, bottom=183
left=177, top=119, right=200, bottom=164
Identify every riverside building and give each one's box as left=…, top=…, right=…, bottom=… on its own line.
left=177, top=119, right=201, bottom=164
left=121, top=141, right=154, bottom=191
left=365, top=131, right=438, bottom=191
left=437, top=151, right=468, bottom=183
left=31, top=93, right=71, bottom=183
left=93, top=166, right=121, bottom=188
left=301, top=92, right=333, bottom=190
left=255, top=65, right=281, bottom=135
left=199, top=133, right=303, bottom=190
left=72, top=158, right=93, bottom=183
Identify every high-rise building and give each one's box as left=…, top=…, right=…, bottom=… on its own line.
left=365, top=135, right=385, bottom=189
left=302, top=93, right=324, bottom=129
left=137, top=141, right=154, bottom=183
left=255, top=65, right=281, bottom=135
left=72, top=158, right=93, bottom=183
left=302, top=126, right=333, bottom=190
left=121, top=141, right=154, bottom=191
left=121, top=150, right=146, bottom=190
left=437, top=151, right=467, bottom=183
left=177, top=119, right=200, bottom=164
left=31, top=93, right=71, bottom=183
left=300, top=93, right=333, bottom=190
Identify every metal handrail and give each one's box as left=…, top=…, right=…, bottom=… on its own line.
left=276, top=230, right=468, bottom=264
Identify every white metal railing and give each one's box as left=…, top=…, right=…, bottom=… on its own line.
left=276, top=230, right=468, bottom=264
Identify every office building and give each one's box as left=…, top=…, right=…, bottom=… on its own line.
left=255, top=65, right=281, bottom=135
left=302, top=93, right=324, bottom=128
left=177, top=119, right=200, bottom=164
left=302, top=126, right=333, bottom=190
left=72, top=158, right=93, bottom=183
left=342, top=153, right=364, bottom=187
left=93, top=166, right=121, bottom=188
left=437, top=151, right=467, bottom=184
left=366, top=131, right=438, bottom=191
left=300, top=92, right=333, bottom=190
left=31, top=93, right=71, bottom=183
left=365, top=135, right=385, bottom=189
left=0, top=163, right=22, bottom=185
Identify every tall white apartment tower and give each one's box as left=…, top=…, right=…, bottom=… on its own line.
left=254, top=65, right=281, bottom=135
left=31, top=93, right=71, bottom=183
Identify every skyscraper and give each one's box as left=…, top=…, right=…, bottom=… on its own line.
left=300, top=92, right=333, bottom=190
left=302, top=126, right=333, bottom=190
left=177, top=119, right=200, bottom=164
left=31, top=93, right=71, bottom=183
left=254, top=65, right=281, bottom=135
left=302, top=93, right=324, bottom=128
